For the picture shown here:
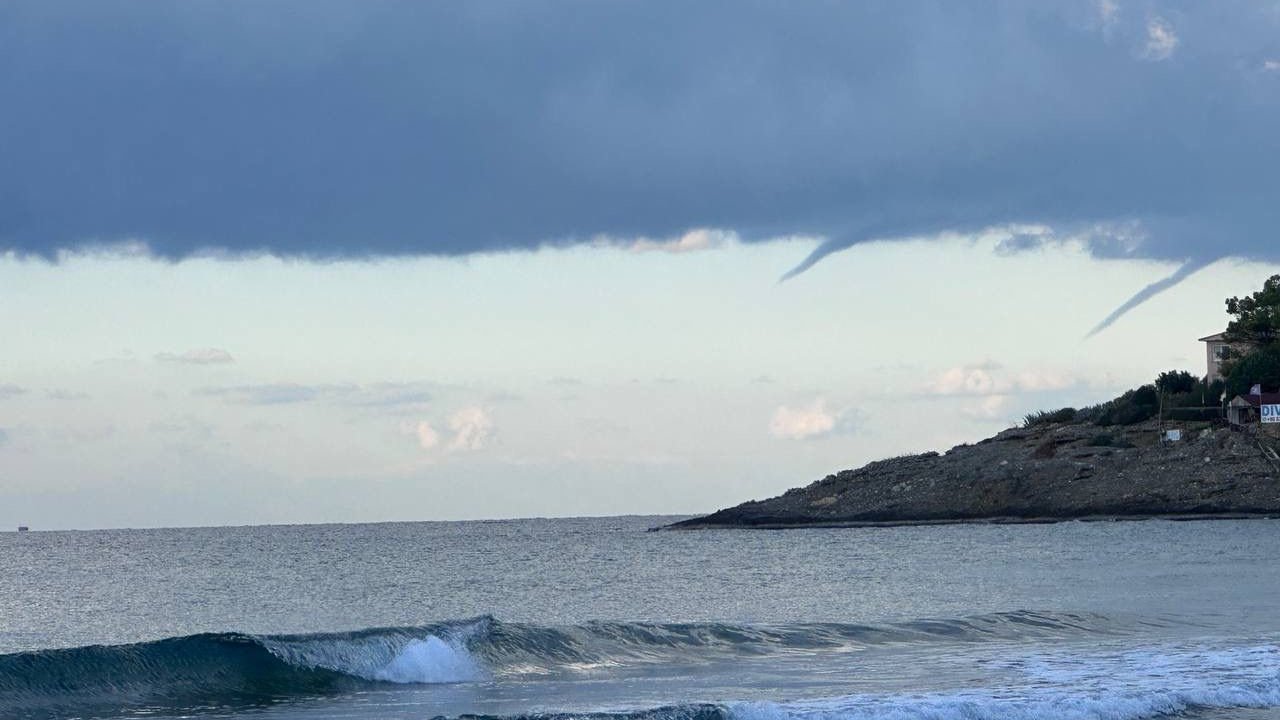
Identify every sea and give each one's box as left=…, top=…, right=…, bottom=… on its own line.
left=2, top=516, right=1280, bottom=720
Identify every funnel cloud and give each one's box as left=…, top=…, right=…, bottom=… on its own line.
left=1084, top=258, right=1216, bottom=339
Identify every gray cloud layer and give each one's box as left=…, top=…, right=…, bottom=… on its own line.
left=156, top=348, right=236, bottom=366
left=1, top=2, right=1277, bottom=323
left=198, top=382, right=433, bottom=408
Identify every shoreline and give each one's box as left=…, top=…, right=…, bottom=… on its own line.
left=662, top=511, right=1280, bottom=531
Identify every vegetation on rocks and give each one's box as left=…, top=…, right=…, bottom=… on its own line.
left=1223, top=274, right=1280, bottom=398
left=1024, top=372, right=1222, bottom=429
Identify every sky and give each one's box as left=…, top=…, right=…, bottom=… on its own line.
left=1, top=1, right=1278, bottom=529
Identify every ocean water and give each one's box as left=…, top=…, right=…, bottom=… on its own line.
left=2, top=516, right=1280, bottom=720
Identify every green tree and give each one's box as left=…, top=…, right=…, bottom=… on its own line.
left=1155, top=370, right=1197, bottom=395
left=1224, top=274, right=1280, bottom=346
left=1224, top=344, right=1280, bottom=399
left=1220, top=275, right=1280, bottom=396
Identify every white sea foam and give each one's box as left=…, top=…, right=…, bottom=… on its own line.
left=373, top=636, right=486, bottom=684
left=730, top=685, right=1280, bottom=720
left=729, top=642, right=1280, bottom=720
left=261, top=631, right=486, bottom=685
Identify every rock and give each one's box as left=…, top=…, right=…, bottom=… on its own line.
left=666, top=421, right=1280, bottom=529
left=1032, top=440, right=1058, bottom=459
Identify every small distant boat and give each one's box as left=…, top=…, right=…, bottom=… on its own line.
left=17, top=526, right=28, bottom=532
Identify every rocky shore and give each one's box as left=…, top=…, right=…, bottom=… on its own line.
left=667, top=421, right=1280, bottom=529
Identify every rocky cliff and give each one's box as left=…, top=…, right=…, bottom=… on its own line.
left=669, top=421, right=1280, bottom=529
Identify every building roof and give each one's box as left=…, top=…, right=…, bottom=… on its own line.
left=1199, top=331, right=1227, bottom=342
left=1230, top=393, right=1280, bottom=407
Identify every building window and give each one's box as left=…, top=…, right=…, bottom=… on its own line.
left=1213, top=345, right=1228, bottom=361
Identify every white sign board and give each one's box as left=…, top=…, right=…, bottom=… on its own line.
left=1263, top=404, right=1280, bottom=424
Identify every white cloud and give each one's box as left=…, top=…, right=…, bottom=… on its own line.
left=1142, top=16, right=1178, bottom=61
left=1013, top=369, right=1076, bottom=392
left=1097, top=0, right=1120, bottom=31
left=399, top=419, right=443, bottom=450
left=926, top=362, right=1002, bottom=395
left=961, top=394, right=1013, bottom=421
left=1264, top=59, right=1280, bottom=72
left=448, top=406, right=494, bottom=451
left=156, top=348, right=235, bottom=365
left=926, top=363, right=1081, bottom=397
left=0, top=384, right=26, bottom=400
left=413, top=421, right=440, bottom=450
left=596, top=227, right=738, bottom=254
left=769, top=399, right=858, bottom=440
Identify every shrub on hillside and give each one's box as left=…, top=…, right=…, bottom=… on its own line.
left=1021, top=370, right=1224, bottom=430
left=1023, top=407, right=1077, bottom=428
left=1089, top=385, right=1160, bottom=426
left=1164, top=377, right=1225, bottom=420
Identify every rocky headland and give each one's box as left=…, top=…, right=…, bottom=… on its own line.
left=668, top=421, right=1280, bottom=529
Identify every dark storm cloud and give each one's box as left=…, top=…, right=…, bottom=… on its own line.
left=1, top=2, right=1277, bottom=324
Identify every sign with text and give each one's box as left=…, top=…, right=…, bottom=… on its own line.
left=1264, top=404, right=1280, bottom=423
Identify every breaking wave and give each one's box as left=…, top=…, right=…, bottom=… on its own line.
left=0, top=620, right=485, bottom=718
left=0, top=612, right=1233, bottom=719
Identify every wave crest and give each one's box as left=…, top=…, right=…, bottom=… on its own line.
left=258, top=623, right=485, bottom=684
left=0, top=622, right=484, bottom=718
left=0, top=612, right=1177, bottom=719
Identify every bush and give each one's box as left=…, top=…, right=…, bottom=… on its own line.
left=1023, top=407, right=1077, bottom=428
left=1021, top=370, right=1224, bottom=430
left=1132, top=385, right=1159, bottom=406
left=1162, top=376, right=1224, bottom=421
left=1089, top=385, right=1160, bottom=426
left=1207, top=378, right=1226, bottom=405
